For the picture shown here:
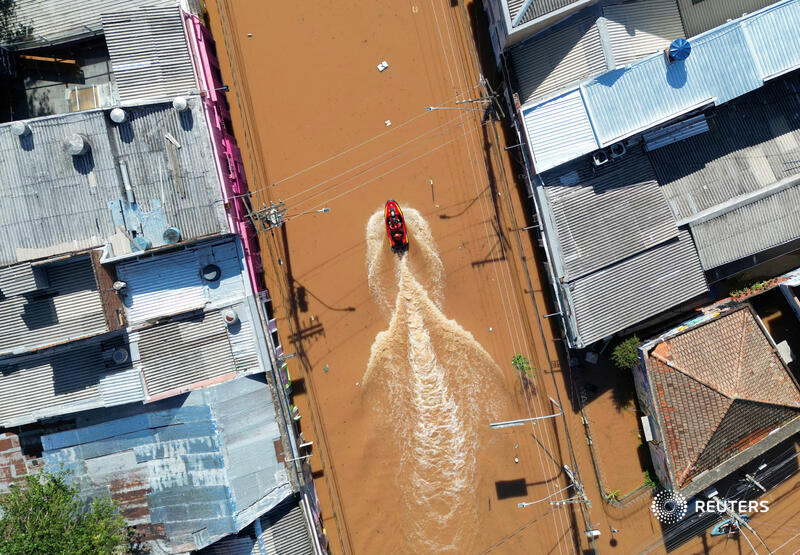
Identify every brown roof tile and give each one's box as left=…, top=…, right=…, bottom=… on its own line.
left=647, top=306, right=800, bottom=488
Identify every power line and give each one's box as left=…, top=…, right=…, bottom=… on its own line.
left=269, top=83, right=482, bottom=190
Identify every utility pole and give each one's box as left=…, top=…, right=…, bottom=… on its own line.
left=247, top=199, right=287, bottom=233
left=744, top=473, right=767, bottom=493
left=724, top=507, right=770, bottom=553
left=551, top=465, right=591, bottom=508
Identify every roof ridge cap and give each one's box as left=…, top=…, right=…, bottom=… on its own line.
left=650, top=351, right=731, bottom=399
left=734, top=310, right=748, bottom=397
left=731, top=397, right=800, bottom=411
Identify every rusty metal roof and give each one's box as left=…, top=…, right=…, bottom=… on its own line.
left=38, top=375, right=291, bottom=552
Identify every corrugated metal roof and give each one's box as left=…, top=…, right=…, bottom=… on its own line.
left=0, top=257, right=107, bottom=356
left=650, top=76, right=800, bottom=220
left=257, top=499, right=314, bottom=555
left=541, top=150, right=677, bottom=280
left=0, top=98, right=228, bottom=266
left=603, top=0, right=684, bottom=67
left=743, top=1, right=800, bottom=79
left=134, top=303, right=262, bottom=398
left=40, top=374, right=291, bottom=552
left=522, top=0, right=800, bottom=172
left=117, top=239, right=247, bottom=325
left=678, top=0, right=777, bottom=39
left=136, top=310, right=235, bottom=397
left=691, top=183, right=800, bottom=269
left=510, top=14, right=605, bottom=105
left=102, top=7, right=198, bottom=104
left=0, top=262, right=45, bottom=297
left=1, top=0, right=178, bottom=47
left=508, top=0, right=587, bottom=27
left=511, top=0, right=685, bottom=106
left=523, top=88, right=599, bottom=172
left=565, top=231, right=708, bottom=346
left=0, top=334, right=142, bottom=427
left=200, top=496, right=315, bottom=555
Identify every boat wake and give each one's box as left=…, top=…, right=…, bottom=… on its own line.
left=363, top=206, right=505, bottom=552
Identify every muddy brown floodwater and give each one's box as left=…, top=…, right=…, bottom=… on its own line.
left=206, top=1, right=589, bottom=553
left=362, top=208, right=511, bottom=552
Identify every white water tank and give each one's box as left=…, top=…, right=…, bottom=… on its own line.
left=110, top=107, right=127, bottom=123
left=172, top=96, right=189, bottom=112
left=64, top=133, right=91, bottom=156
left=10, top=121, right=31, bottom=136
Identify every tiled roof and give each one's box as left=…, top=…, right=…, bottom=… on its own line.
left=646, top=306, right=800, bottom=487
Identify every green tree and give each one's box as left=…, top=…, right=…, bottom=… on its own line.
left=0, top=471, right=129, bottom=555
left=512, top=354, right=534, bottom=379
left=611, top=335, right=641, bottom=371
left=512, top=354, right=535, bottom=393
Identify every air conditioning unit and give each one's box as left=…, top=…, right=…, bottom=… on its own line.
left=591, top=150, right=609, bottom=166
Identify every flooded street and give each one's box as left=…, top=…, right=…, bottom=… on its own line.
left=363, top=208, right=509, bottom=552
left=205, top=1, right=583, bottom=552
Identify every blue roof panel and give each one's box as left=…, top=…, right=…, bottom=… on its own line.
left=745, top=1, right=800, bottom=79
left=39, top=375, right=291, bottom=552
left=583, top=24, right=762, bottom=145
left=524, top=0, right=800, bottom=172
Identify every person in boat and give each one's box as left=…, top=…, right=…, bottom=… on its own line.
left=387, top=209, right=404, bottom=244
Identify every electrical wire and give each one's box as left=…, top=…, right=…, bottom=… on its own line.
left=428, top=1, right=574, bottom=551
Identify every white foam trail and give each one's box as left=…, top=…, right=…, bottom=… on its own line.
left=365, top=206, right=445, bottom=312
left=363, top=208, right=504, bottom=552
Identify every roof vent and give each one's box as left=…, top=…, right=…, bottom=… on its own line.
left=111, top=348, right=129, bottom=365
left=667, top=38, right=691, bottom=63
left=64, top=133, right=91, bottom=156
left=610, top=142, right=626, bottom=159
left=202, top=263, right=222, bottom=282
left=163, top=227, right=182, bottom=244
left=10, top=121, right=30, bottom=137
left=172, top=96, right=189, bottom=112
left=591, top=150, right=608, bottom=167
left=222, top=308, right=239, bottom=325
left=110, top=107, right=127, bottom=123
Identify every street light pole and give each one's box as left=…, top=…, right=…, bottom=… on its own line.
left=425, top=106, right=485, bottom=113
left=288, top=207, right=331, bottom=220
left=489, top=397, right=562, bottom=429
